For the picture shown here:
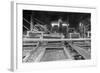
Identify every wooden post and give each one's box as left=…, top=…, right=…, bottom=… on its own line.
left=30, top=13, right=34, bottom=31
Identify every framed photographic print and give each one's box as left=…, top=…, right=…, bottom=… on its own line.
left=11, top=1, right=97, bottom=71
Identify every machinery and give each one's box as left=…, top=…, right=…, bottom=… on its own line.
left=22, top=17, right=91, bottom=62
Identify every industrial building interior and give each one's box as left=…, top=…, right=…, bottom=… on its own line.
left=22, top=10, right=91, bottom=62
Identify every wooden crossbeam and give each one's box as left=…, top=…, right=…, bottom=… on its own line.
left=23, top=38, right=91, bottom=42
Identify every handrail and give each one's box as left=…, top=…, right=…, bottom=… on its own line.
left=23, top=17, right=50, bottom=33
left=33, top=17, right=46, bottom=25
left=23, top=25, right=29, bottom=30
left=23, top=38, right=91, bottom=42
left=23, top=18, right=31, bottom=25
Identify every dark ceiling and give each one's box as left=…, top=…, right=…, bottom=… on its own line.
left=23, top=10, right=91, bottom=31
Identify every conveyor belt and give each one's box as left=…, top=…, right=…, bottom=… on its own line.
left=40, top=48, right=68, bottom=61
left=24, top=45, right=72, bottom=62
left=69, top=43, right=90, bottom=59
left=23, top=40, right=91, bottom=62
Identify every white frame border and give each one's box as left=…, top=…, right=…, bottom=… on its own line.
left=11, top=1, right=97, bottom=71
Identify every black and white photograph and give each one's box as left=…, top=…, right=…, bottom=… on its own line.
left=22, top=10, right=91, bottom=62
